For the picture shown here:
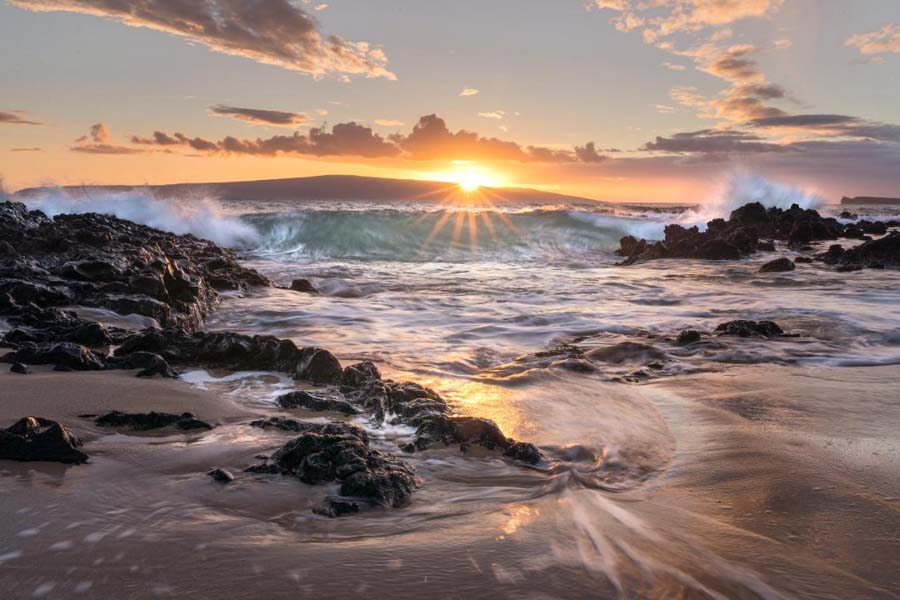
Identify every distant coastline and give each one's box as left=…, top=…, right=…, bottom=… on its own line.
left=13, top=174, right=602, bottom=206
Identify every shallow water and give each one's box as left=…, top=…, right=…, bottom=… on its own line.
left=4, top=188, right=900, bottom=598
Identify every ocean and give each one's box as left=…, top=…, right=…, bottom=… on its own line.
left=13, top=175, right=900, bottom=598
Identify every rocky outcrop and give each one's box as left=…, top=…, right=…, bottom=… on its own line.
left=0, top=201, right=269, bottom=333
left=0, top=417, right=88, bottom=463
left=289, top=278, right=318, bottom=294
left=617, top=202, right=893, bottom=265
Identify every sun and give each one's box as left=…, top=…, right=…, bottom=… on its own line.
left=456, top=170, right=486, bottom=193
left=437, top=164, right=504, bottom=194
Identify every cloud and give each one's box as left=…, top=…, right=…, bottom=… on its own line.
left=774, top=38, right=792, bottom=49
left=574, top=142, right=608, bottom=163
left=9, top=0, right=394, bottom=79
left=477, top=111, right=505, bottom=120
left=374, top=119, right=404, bottom=127
left=459, top=88, right=480, bottom=97
left=748, top=114, right=900, bottom=143
left=593, top=0, right=783, bottom=40
left=209, top=105, right=311, bottom=127
left=11, top=147, right=42, bottom=152
left=0, top=111, right=42, bottom=125
left=642, top=128, right=786, bottom=154
left=663, top=61, right=687, bottom=70
left=72, top=123, right=143, bottom=154
left=655, top=104, right=676, bottom=114
left=131, top=113, right=604, bottom=164
left=313, top=3, right=328, bottom=11
left=846, top=23, right=900, bottom=56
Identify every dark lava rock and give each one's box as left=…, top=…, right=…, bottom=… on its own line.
left=2, top=342, right=106, bottom=371
left=289, top=278, right=318, bottom=294
left=413, top=415, right=542, bottom=465
left=794, top=256, right=814, bottom=264
left=10, top=362, right=30, bottom=374
left=248, top=420, right=418, bottom=510
left=676, top=330, right=702, bottom=346
left=208, top=468, right=235, bottom=483
left=759, top=257, right=796, bottom=273
left=276, top=390, right=360, bottom=415
left=0, top=416, right=88, bottom=463
left=550, top=357, right=597, bottom=372
left=94, top=411, right=212, bottom=431
left=840, top=211, right=858, bottom=220
left=618, top=202, right=850, bottom=265
left=349, top=380, right=450, bottom=425
left=715, top=320, right=784, bottom=338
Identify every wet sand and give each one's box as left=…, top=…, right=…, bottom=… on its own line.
left=1, top=364, right=898, bottom=599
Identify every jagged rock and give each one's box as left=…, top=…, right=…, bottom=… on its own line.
left=94, top=411, right=212, bottom=431
left=289, top=278, right=318, bottom=294
left=759, top=257, right=795, bottom=273
left=208, top=468, right=234, bottom=483
left=551, top=357, right=597, bottom=372
left=276, top=390, right=360, bottom=414
left=676, top=330, right=702, bottom=346
left=412, top=415, right=542, bottom=465
left=0, top=416, right=88, bottom=463
left=794, top=256, right=814, bottom=264
left=248, top=420, right=418, bottom=510
left=715, top=320, right=784, bottom=338
left=1, top=342, right=106, bottom=371
left=10, top=362, right=30, bottom=374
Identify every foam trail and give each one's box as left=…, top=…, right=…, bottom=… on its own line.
left=23, top=190, right=259, bottom=248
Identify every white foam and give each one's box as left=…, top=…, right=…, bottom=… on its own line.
left=23, top=190, right=258, bottom=248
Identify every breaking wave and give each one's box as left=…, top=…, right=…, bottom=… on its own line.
left=21, top=190, right=259, bottom=248
left=17, top=173, right=831, bottom=262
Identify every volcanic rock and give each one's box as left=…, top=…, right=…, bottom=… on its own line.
left=0, top=416, right=88, bottom=463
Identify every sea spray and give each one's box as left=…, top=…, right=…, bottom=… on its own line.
left=22, top=189, right=259, bottom=248
left=679, top=172, right=825, bottom=229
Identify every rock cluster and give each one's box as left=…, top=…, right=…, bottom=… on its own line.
left=617, top=202, right=897, bottom=266
left=92, top=411, right=212, bottom=431
left=247, top=419, right=418, bottom=512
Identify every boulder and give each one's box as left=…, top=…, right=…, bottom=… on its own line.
left=208, top=468, right=235, bottom=483
left=0, top=417, right=88, bottom=463
left=676, top=330, right=702, bottom=346
left=10, top=362, right=30, bottom=374
left=715, top=320, right=784, bottom=338
left=412, top=415, right=542, bottom=465
left=759, top=257, right=795, bottom=273
left=289, top=279, right=318, bottom=294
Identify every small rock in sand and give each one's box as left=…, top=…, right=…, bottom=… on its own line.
left=207, top=468, right=235, bottom=483
left=10, top=362, right=30, bottom=374
left=759, top=257, right=795, bottom=273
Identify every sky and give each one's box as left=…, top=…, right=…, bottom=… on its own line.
left=1, top=0, right=899, bottom=203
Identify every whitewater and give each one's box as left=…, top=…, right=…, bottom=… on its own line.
left=11, top=175, right=900, bottom=599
